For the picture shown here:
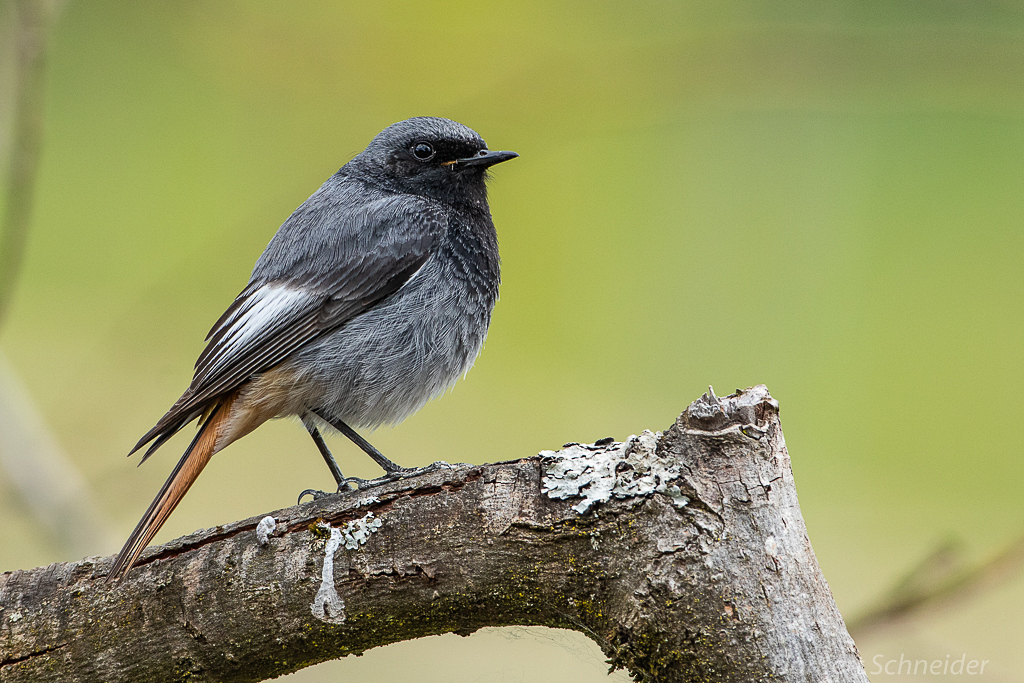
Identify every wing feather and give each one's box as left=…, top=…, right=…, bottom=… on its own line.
left=131, top=187, right=446, bottom=456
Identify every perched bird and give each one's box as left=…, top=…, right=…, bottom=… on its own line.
left=108, top=117, right=517, bottom=581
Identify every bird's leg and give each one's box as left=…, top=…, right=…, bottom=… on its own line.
left=310, top=409, right=410, bottom=474
left=304, top=419, right=347, bottom=485
left=304, top=409, right=455, bottom=493
left=298, top=415, right=363, bottom=504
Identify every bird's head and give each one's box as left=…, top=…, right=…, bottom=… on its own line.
left=353, top=117, right=517, bottom=207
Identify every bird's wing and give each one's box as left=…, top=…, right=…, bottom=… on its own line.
left=131, top=191, right=445, bottom=457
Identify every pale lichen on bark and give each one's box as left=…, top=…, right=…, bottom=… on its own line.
left=541, top=430, right=690, bottom=513
left=255, top=516, right=276, bottom=546
left=310, top=514, right=383, bottom=624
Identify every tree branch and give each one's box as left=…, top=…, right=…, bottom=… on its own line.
left=0, top=386, right=868, bottom=682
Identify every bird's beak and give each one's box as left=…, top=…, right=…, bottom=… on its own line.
left=455, top=149, right=519, bottom=168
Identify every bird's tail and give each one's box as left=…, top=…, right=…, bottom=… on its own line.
left=107, top=397, right=235, bottom=582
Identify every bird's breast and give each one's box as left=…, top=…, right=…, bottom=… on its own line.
left=278, top=247, right=497, bottom=429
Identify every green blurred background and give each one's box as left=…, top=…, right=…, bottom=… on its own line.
left=1, top=0, right=1023, bottom=680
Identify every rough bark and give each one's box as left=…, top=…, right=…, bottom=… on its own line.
left=0, top=385, right=868, bottom=682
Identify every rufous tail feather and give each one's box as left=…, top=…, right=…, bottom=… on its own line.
left=107, top=397, right=234, bottom=582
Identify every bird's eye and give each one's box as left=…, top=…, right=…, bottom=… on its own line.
left=412, top=143, right=434, bottom=160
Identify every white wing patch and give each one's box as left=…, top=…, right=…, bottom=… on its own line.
left=199, top=284, right=315, bottom=381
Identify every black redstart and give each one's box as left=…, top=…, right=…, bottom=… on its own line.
left=108, top=117, right=517, bottom=581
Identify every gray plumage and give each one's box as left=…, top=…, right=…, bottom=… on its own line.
left=132, top=117, right=514, bottom=457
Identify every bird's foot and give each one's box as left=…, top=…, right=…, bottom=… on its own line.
left=298, top=463, right=458, bottom=499
left=297, top=477, right=365, bottom=504
left=351, top=468, right=411, bottom=489
left=353, top=461, right=454, bottom=488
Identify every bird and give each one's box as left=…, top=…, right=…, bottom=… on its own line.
left=107, top=117, right=517, bottom=581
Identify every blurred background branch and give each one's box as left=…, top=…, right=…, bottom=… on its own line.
left=0, top=0, right=117, bottom=561
left=0, top=351, right=118, bottom=557
left=849, top=533, right=1024, bottom=639
left=0, top=0, right=63, bottom=330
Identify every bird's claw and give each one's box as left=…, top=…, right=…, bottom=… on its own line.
left=298, top=475, right=375, bottom=503
left=297, top=488, right=328, bottom=505
left=299, top=462, right=459, bottom=500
